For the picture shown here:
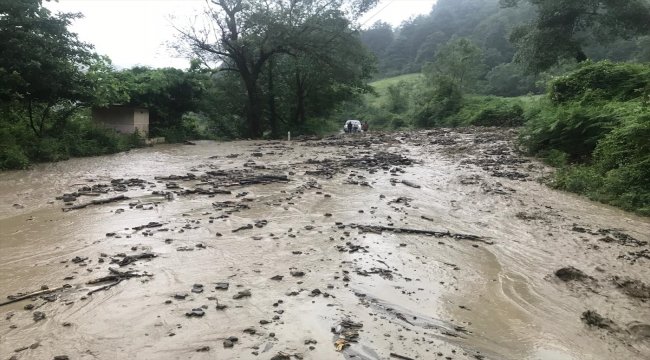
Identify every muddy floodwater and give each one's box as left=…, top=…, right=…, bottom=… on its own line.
left=1, top=129, right=649, bottom=360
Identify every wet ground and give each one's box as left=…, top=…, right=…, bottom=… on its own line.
left=1, top=128, right=649, bottom=360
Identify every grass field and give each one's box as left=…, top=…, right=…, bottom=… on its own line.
left=366, top=73, right=423, bottom=108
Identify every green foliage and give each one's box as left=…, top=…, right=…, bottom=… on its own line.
left=432, top=95, right=526, bottom=127
left=115, top=67, right=207, bottom=137
left=522, top=61, right=650, bottom=214
left=541, top=149, right=569, bottom=168
left=0, top=144, right=29, bottom=170
left=554, top=165, right=604, bottom=195
left=155, top=113, right=207, bottom=143
left=423, top=37, right=485, bottom=92
left=523, top=98, right=642, bottom=161
left=0, top=0, right=96, bottom=137
left=385, top=82, right=411, bottom=113
left=469, top=100, right=524, bottom=127
left=0, top=108, right=146, bottom=169
left=367, top=74, right=422, bottom=108
left=360, top=21, right=394, bottom=63
left=503, top=0, right=650, bottom=73
left=179, top=0, right=378, bottom=138
left=549, top=61, right=650, bottom=104
left=486, top=62, right=539, bottom=96
left=352, top=73, right=530, bottom=131
left=413, top=76, right=463, bottom=128
left=368, top=0, right=517, bottom=77
left=523, top=62, right=650, bottom=160
left=591, top=115, right=650, bottom=213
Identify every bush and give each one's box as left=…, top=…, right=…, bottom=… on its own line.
left=550, top=61, right=650, bottom=104
left=31, top=138, right=70, bottom=163
left=433, top=96, right=528, bottom=128
left=592, top=115, right=650, bottom=213
left=391, top=116, right=407, bottom=129
left=554, top=165, right=603, bottom=195
left=413, top=77, right=463, bottom=128
left=542, top=149, right=569, bottom=167
left=470, top=102, right=524, bottom=127
left=0, top=145, right=30, bottom=169
left=521, top=99, right=642, bottom=161
left=523, top=61, right=650, bottom=215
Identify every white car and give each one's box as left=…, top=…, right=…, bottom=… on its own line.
left=343, top=120, right=363, bottom=133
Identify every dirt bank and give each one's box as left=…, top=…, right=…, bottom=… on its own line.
left=1, top=129, right=649, bottom=360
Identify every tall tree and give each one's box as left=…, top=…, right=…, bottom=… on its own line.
left=360, top=21, right=394, bottom=65
left=502, top=0, right=650, bottom=72
left=0, top=0, right=95, bottom=137
left=423, top=37, right=485, bottom=92
left=176, top=0, right=378, bottom=138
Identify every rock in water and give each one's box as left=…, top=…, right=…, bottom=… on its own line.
left=555, top=267, right=588, bottom=281
left=33, top=311, right=46, bottom=322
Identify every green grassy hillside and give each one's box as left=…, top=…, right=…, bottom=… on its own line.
left=367, top=73, right=423, bottom=108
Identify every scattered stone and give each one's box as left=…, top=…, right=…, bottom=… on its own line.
left=613, top=277, right=650, bottom=299
left=233, top=224, right=254, bottom=233
left=215, top=282, right=229, bottom=290
left=581, top=310, right=616, bottom=330
left=185, top=308, right=205, bottom=317
left=233, top=290, right=251, bottom=299
left=71, top=256, right=88, bottom=264
left=555, top=267, right=589, bottom=282
left=270, top=352, right=290, bottom=360
left=33, top=311, right=46, bottom=322
left=402, top=180, right=421, bottom=189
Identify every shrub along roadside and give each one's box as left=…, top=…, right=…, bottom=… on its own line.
left=0, top=117, right=145, bottom=170
left=522, top=61, right=650, bottom=215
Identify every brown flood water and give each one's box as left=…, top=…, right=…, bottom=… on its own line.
left=1, top=129, right=649, bottom=360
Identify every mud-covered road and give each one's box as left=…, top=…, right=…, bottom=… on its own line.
left=1, top=129, right=649, bottom=360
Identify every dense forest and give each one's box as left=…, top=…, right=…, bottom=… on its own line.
left=363, top=0, right=650, bottom=83
left=0, top=0, right=648, bottom=214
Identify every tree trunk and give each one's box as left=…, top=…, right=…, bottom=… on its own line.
left=294, top=72, right=306, bottom=126
left=242, top=71, right=263, bottom=138
left=268, top=59, right=278, bottom=138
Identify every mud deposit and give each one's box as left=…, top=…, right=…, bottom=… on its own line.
left=1, top=129, right=649, bottom=360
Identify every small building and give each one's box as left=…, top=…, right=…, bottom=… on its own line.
left=92, top=106, right=149, bottom=136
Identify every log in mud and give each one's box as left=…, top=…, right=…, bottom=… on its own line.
left=1, top=129, right=649, bottom=360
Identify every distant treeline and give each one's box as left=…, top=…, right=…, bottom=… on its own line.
left=361, top=0, right=650, bottom=96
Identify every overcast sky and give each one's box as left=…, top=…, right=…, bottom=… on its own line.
left=46, top=0, right=437, bottom=69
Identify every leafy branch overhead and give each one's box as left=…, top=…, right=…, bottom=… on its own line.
left=175, top=0, right=378, bottom=137
left=501, top=0, right=650, bottom=72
